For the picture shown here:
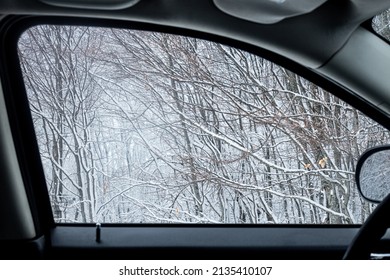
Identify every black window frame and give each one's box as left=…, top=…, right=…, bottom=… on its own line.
left=1, top=15, right=387, bottom=249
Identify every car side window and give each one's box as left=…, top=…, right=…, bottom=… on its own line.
left=18, top=25, right=390, bottom=224
left=372, top=8, right=390, bottom=41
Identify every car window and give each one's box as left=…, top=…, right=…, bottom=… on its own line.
left=372, top=8, right=390, bottom=41
left=17, top=25, right=390, bottom=224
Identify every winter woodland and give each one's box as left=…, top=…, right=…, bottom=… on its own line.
left=18, top=14, right=390, bottom=224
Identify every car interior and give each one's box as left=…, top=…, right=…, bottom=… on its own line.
left=1, top=0, right=390, bottom=260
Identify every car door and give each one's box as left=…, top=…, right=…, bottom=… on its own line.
left=0, top=1, right=390, bottom=260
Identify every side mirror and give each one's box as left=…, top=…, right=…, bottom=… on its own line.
left=356, top=145, right=390, bottom=203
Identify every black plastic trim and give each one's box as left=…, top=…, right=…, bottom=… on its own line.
left=49, top=225, right=359, bottom=259
left=0, top=15, right=55, bottom=237
left=1, top=15, right=390, bottom=236
left=0, top=235, right=47, bottom=259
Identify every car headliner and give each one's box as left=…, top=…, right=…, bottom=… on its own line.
left=0, top=0, right=388, bottom=65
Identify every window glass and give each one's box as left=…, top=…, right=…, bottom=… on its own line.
left=18, top=25, right=390, bottom=224
left=372, top=8, right=390, bottom=41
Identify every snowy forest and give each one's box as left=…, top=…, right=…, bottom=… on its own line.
left=17, top=14, right=390, bottom=224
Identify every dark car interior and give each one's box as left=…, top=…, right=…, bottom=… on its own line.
left=1, top=0, right=390, bottom=260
